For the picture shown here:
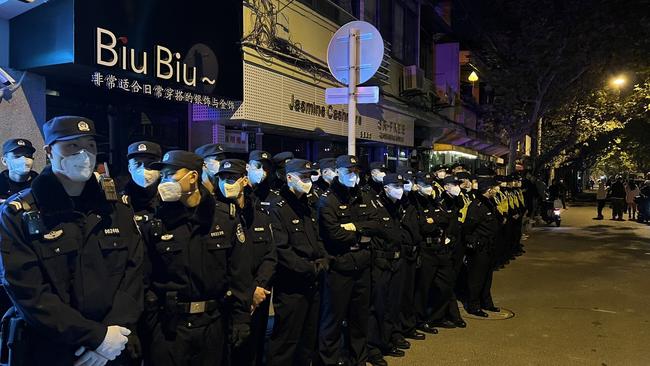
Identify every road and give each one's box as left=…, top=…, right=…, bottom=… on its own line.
left=389, top=204, right=650, bottom=366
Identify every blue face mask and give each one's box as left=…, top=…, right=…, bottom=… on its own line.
left=339, top=171, right=358, bottom=188
left=247, top=167, right=266, bottom=185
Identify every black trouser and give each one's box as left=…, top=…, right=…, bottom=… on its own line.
left=319, top=267, right=370, bottom=365
left=268, top=284, right=320, bottom=366
left=466, top=247, right=494, bottom=312
left=446, top=244, right=465, bottom=322
left=146, top=311, right=225, bottom=366
left=232, top=298, right=270, bottom=366
left=597, top=200, right=606, bottom=217
left=397, top=254, right=418, bottom=337
left=368, top=259, right=403, bottom=358
left=414, top=248, right=453, bottom=324
left=612, top=198, right=625, bottom=219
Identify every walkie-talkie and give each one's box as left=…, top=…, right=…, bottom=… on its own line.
left=99, top=162, right=118, bottom=202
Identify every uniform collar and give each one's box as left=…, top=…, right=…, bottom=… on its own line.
left=157, top=186, right=215, bottom=228
left=31, top=166, right=112, bottom=218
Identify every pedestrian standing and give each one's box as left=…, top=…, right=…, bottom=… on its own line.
left=595, top=180, right=607, bottom=220
left=609, top=177, right=626, bottom=221
left=625, top=180, right=640, bottom=220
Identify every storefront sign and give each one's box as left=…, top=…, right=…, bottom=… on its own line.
left=223, top=130, right=249, bottom=152
left=288, top=94, right=361, bottom=123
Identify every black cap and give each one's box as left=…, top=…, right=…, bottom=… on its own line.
left=396, top=166, right=415, bottom=180
left=478, top=177, right=498, bottom=191
left=475, top=167, right=495, bottom=177
left=150, top=150, right=203, bottom=172
left=286, top=159, right=318, bottom=175
left=318, top=158, right=337, bottom=171
left=127, top=141, right=162, bottom=159
left=43, top=116, right=99, bottom=145
left=217, top=159, right=247, bottom=176
left=336, top=155, right=361, bottom=169
left=433, top=164, right=447, bottom=172
left=495, top=175, right=508, bottom=183
left=194, top=144, right=226, bottom=159
left=2, top=138, right=36, bottom=155
left=369, top=162, right=388, bottom=171
left=249, top=150, right=272, bottom=163
left=311, top=161, right=320, bottom=170
left=442, top=176, right=459, bottom=186
left=272, top=152, right=294, bottom=167
left=451, top=162, right=468, bottom=170
left=415, top=172, right=434, bottom=184
left=383, top=173, right=404, bottom=185
left=455, top=172, right=472, bottom=180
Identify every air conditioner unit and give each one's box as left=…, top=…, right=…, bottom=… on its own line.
left=402, top=65, right=424, bottom=94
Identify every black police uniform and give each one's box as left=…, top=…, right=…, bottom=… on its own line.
left=0, top=166, right=144, bottom=365
left=122, top=141, right=162, bottom=220
left=0, top=139, right=38, bottom=201
left=195, top=143, right=227, bottom=161
left=367, top=178, right=415, bottom=361
left=318, top=165, right=381, bottom=366
left=463, top=192, right=500, bottom=314
left=270, top=152, right=294, bottom=191
left=267, top=184, right=329, bottom=366
left=394, top=172, right=422, bottom=342
left=230, top=185, right=277, bottom=366
left=313, top=158, right=336, bottom=198
left=142, top=152, right=251, bottom=366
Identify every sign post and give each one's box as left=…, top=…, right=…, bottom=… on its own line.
left=326, top=21, right=384, bottom=155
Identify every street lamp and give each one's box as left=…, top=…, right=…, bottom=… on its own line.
left=468, top=71, right=479, bottom=83
left=611, top=76, right=626, bottom=88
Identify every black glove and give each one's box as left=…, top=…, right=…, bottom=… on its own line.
left=314, top=257, right=330, bottom=275
left=231, top=323, right=250, bottom=348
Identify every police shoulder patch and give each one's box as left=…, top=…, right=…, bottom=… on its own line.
left=7, top=201, right=23, bottom=213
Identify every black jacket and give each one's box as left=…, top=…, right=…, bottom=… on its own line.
left=371, top=193, right=414, bottom=270
left=412, top=192, right=448, bottom=249
left=143, top=187, right=251, bottom=325
left=0, top=169, right=38, bottom=200
left=269, top=185, right=328, bottom=287
left=317, top=178, right=381, bottom=272
left=463, top=195, right=499, bottom=248
left=122, top=179, right=160, bottom=217
left=240, top=187, right=277, bottom=291
left=0, top=167, right=143, bottom=359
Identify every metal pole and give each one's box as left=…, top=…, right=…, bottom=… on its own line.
left=348, top=28, right=359, bottom=155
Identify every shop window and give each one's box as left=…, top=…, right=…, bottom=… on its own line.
left=392, top=3, right=405, bottom=62
left=389, top=1, right=417, bottom=65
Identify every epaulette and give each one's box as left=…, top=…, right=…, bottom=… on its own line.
left=6, top=200, right=23, bottom=214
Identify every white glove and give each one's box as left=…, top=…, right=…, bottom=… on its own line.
left=74, top=347, right=109, bottom=366
left=95, top=325, right=130, bottom=360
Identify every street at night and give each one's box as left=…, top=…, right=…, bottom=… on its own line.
left=1, top=0, right=649, bottom=365
left=392, top=204, right=650, bottom=366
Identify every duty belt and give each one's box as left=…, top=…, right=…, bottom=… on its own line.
left=374, top=250, right=401, bottom=260
left=176, top=300, right=219, bottom=314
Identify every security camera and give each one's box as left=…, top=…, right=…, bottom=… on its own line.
left=0, top=67, right=16, bottom=87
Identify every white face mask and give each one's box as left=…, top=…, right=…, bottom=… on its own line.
left=205, top=158, right=220, bottom=176
left=447, top=185, right=461, bottom=197
left=311, top=171, right=321, bottom=182
left=322, top=169, right=337, bottom=184
left=472, top=182, right=479, bottom=190
left=419, top=185, right=434, bottom=196
left=219, top=178, right=242, bottom=199
left=247, top=166, right=267, bottom=185
left=158, top=172, right=194, bottom=202
left=53, top=149, right=96, bottom=182
left=6, top=156, right=33, bottom=176
left=371, top=170, right=386, bottom=184
left=289, top=173, right=313, bottom=194
left=463, top=185, right=472, bottom=192
left=404, top=181, right=413, bottom=192
left=338, top=170, right=358, bottom=188
left=130, top=165, right=160, bottom=188
left=386, top=186, right=404, bottom=201
left=436, top=172, right=446, bottom=180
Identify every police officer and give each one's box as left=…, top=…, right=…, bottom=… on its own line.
left=194, top=143, right=227, bottom=194
left=463, top=177, right=501, bottom=317
left=313, top=158, right=337, bottom=197
left=365, top=162, right=388, bottom=199
left=142, top=151, right=251, bottom=365
left=223, top=159, right=277, bottom=366
left=0, top=138, right=38, bottom=202
left=367, top=173, right=417, bottom=366
left=0, top=116, right=143, bottom=365
left=511, top=175, right=526, bottom=257
left=267, top=159, right=329, bottom=366
left=271, top=151, right=294, bottom=190
left=318, top=155, right=381, bottom=366
left=246, top=150, right=275, bottom=204
left=123, top=141, right=162, bottom=218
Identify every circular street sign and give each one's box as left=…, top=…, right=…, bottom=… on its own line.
left=327, top=21, right=384, bottom=86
